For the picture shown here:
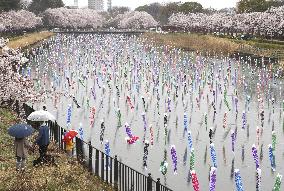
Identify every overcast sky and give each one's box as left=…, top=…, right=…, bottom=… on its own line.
left=63, top=0, right=238, bottom=10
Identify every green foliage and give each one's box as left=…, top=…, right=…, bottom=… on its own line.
left=29, top=0, right=64, bottom=14
left=237, top=0, right=284, bottom=13
left=136, top=3, right=165, bottom=24
left=135, top=2, right=203, bottom=25
left=0, top=0, right=21, bottom=12
left=178, top=2, right=203, bottom=13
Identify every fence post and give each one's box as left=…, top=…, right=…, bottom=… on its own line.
left=54, top=122, right=59, bottom=143
left=88, top=141, right=93, bottom=174
left=114, top=155, right=118, bottom=190
left=147, top=173, right=152, bottom=191
left=60, top=127, right=64, bottom=150
left=95, top=149, right=99, bottom=176
left=75, top=137, right=84, bottom=164
left=101, top=152, right=104, bottom=180
left=156, top=178, right=161, bottom=191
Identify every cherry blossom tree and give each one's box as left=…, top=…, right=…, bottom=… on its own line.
left=168, top=6, right=284, bottom=39
left=0, top=38, right=40, bottom=113
left=0, top=10, right=42, bottom=33
left=43, top=8, right=105, bottom=29
left=108, top=11, right=158, bottom=29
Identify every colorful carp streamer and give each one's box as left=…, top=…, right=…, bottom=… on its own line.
left=190, top=148, right=195, bottom=170
left=256, top=126, right=260, bottom=145
left=272, top=131, right=276, bottom=151
left=272, top=98, right=275, bottom=113
left=273, top=173, right=282, bottom=191
left=184, top=113, right=188, bottom=131
left=231, top=130, right=236, bottom=153
left=242, top=111, right=246, bottom=129
left=164, top=124, right=168, bottom=145
left=91, top=87, right=96, bottom=101
left=116, top=85, right=120, bottom=97
left=209, top=167, right=217, bottom=191
left=100, top=120, right=105, bottom=144
left=141, top=96, right=146, bottom=110
left=89, top=106, right=96, bottom=128
left=191, top=170, right=200, bottom=191
left=72, top=96, right=80, bottom=108
left=78, top=123, right=83, bottom=140
left=126, top=95, right=134, bottom=109
left=205, top=112, right=208, bottom=130
left=167, top=97, right=171, bottom=112
left=234, top=169, right=244, bottom=191
left=105, top=140, right=110, bottom=156
left=142, top=112, right=147, bottom=143
left=78, top=78, right=85, bottom=87
left=210, top=143, right=217, bottom=168
left=235, top=97, right=239, bottom=113
left=105, top=140, right=110, bottom=168
left=125, top=123, right=139, bottom=144
left=116, top=108, right=122, bottom=127
left=268, top=144, right=276, bottom=171
left=86, top=98, right=90, bottom=109
left=209, top=127, right=213, bottom=143
left=171, top=145, right=178, bottom=174
left=164, top=113, right=168, bottom=126
left=125, top=122, right=133, bottom=137
left=66, top=104, right=72, bottom=129
left=223, top=112, right=227, bottom=129
left=160, top=150, right=168, bottom=175
left=150, top=124, right=154, bottom=145
left=252, top=144, right=259, bottom=169
left=260, top=110, right=264, bottom=127
left=143, top=140, right=150, bottom=169
left=256, top=168, right=261, bottom=191
left=142, top=113, right=147, bottom=132
left=224, top=89, right=231, bottom=111
left=212, top=102, right=217, bottom=121
left=188, top=131, right=193, bottom=151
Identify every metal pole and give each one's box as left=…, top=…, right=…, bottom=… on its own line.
left=88, top=141, right=93, bottom=174
left=114, top=155, right=118, bottom=190
left=156, top=178, right=161, bottom=191
left=147, top=173, right=152, bottom=191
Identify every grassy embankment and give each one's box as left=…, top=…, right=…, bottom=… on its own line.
left=0, top=108, right=113, bottom=191
left=142, top=32, right=284, bottom=67
left=6, top=31, right=54, bottom=50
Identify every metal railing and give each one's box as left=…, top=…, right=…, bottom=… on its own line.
left=23, top=103, right=172, bottom=191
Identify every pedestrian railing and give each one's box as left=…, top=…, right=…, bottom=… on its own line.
left=23, top=103, right=172, bottom=191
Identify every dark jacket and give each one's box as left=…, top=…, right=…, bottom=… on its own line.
left=35, top=125, right=50, bottom=146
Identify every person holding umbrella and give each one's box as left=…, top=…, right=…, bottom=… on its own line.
left=27, top=108, right=55, bottom=165
left=33, top=122, right=50, bottom=165
left=15, top=137, right=33, bottom=171
left=63, top=129, right=78, bottom=160
left=8, top=124, right=35, bottom=171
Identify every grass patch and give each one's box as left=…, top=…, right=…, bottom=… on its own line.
left=0, top=108, right=114, bottom=191
left=143, top=32, right=240, bottom=55
left=143, top=32, right=284, bottom=61
left=6, top=31, right=54, bottom=49
left=0, top=108, right=20, bottom=163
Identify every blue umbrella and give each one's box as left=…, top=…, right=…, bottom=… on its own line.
left=8, top=124, right=35, bottom=138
